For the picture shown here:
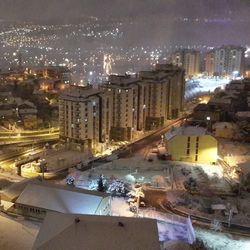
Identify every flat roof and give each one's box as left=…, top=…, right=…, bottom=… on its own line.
left=16, top=183, right=109, bottom=214
left=60, top=86, right=103, bottom=101
left=33, top=212, right=160, bottom=250
left=165, top=126, right=207, bottom=141
left=108, top=74, right=140, bottom=86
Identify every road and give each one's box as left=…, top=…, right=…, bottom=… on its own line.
left=0, top=132, right=59, bottom=145
left=0, top=146, right=45, bottom=167
left=117, top=117, right=184, bottom=157
left=0, top=116, right=187, bottom=179
left=0, top=127, right=59, bottom=136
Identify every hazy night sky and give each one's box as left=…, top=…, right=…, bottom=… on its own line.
left=0, top=0, right=249, bottom=47
left=0, top=0, right=249, bottom=21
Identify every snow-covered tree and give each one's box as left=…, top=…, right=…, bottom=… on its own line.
left=66, top=176, right=75, bottom=186
left=108, top=180, right=130, bottom=197
left=127, top=185, right=145, bottom=215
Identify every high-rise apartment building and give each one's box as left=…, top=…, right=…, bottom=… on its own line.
left=59, top=85, right=111, bottom=153
left=101, top=64, right=185, bottom=139
left=139, top=64, right=185, bottom=130
left=59, top=64, right=185, bottom=148
left=172, top=50, right=200, bottom=78
left=204, top=51, right=215, bottom=77
left=205, top=46, right=245, bottom=76
left=101, top=75, right=140, bottom=141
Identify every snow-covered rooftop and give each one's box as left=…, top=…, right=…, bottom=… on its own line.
left=33, top=211, right=160, bottom=250
left=236, top=111, right=250, bottom=118
left=212, top=122, right=238, bottom=129
left=16, top=183, right=109, bottom=215
left=61, top=85, right=103, bottom=100
left=165, top=126, right=207, bottom=141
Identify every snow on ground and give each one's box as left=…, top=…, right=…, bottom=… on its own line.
left=111, top=197, right=192, bottom=244
left=67, top=156, right=173, bottom=190
left=62, top=148, right=249, bottom=226
left=111, top=197, right=134, bottom=217
left=65, top=153, right=232, bottom=195
left=219, top=139, right=250, bottom=174
left=185, top=77, right=230, bottom=99
left=194, top=77, right=230, bottom=92
left=195, top=227, right=250, bottom=250
left=172, top=162, right=231, bottom=193
left=0, top=214, right=40, bottom=250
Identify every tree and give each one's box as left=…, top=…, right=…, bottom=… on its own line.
left=66, top=176, right=75, bottom=186
left=108, top=180, right=130, bottom=197
left=97, top=174, right=105, bottom=192
left=127, top=185, right=145, bottom=216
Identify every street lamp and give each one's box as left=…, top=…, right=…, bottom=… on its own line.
left=206, top=116, right=211, bottom=132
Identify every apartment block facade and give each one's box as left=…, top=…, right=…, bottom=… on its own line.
left=59, top=64, right=185, bottom=151
left=101, top=75, right=140, bottom=141
left=205, top=46, right=245, bottom=76
left=172, top=49, right=200, bottom=78
left=59, top=85, right=111, bottom=153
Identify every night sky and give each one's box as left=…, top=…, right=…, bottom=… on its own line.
left=0, top=0, right=249, bottom=21
left=0, top=0, right=249, bottom=47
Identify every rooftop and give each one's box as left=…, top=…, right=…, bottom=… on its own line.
left=60, top=85, right=103, bottom=100
left=16, top=183, right=110, bottom=214
left=107, top=74, right=140, bottom=86
left=194, top=103, right=220, bottom=112
left=213, top=122, right=238, bottom=129
left=165, top=126, right=207, bottom=141
left=33, top=211, right=160, bottom=250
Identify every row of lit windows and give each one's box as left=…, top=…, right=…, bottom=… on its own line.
left=186, top=136, right=199, bottom=161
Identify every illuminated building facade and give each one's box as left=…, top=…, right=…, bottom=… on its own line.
left=101, top=64, right=185, bottom=140
left=59, top=85, right=111, bottom=153
left=205, top=46, right=245, bottom=77
left=139, top=64, right=185, bottom=130
left=172, top=49, right=200, bottom=78
left=165, top=126, right=218, bottom=164
left=204, top=51, right=215, bottom=76
left=101, top=75, right=140, bottom=141
left=59, top=64, right=185, bottom=146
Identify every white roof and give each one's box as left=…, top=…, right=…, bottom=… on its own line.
left=236, top=111, right=250, bottom=118
left=212, top=122, right=237, bottom=129
left=61, top=86, right=103, bottom=101
left=33, top=212, right=160, bottom=250
left=16, top=183, right=109, bottom=214
left=209, top=97, right=232, bottom=104
left=165, top=126, right=207, bottom=141
left=211, top=204, right=226, bottom=210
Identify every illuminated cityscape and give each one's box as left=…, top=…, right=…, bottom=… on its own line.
left=0, top=1, right=250, bottom=250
